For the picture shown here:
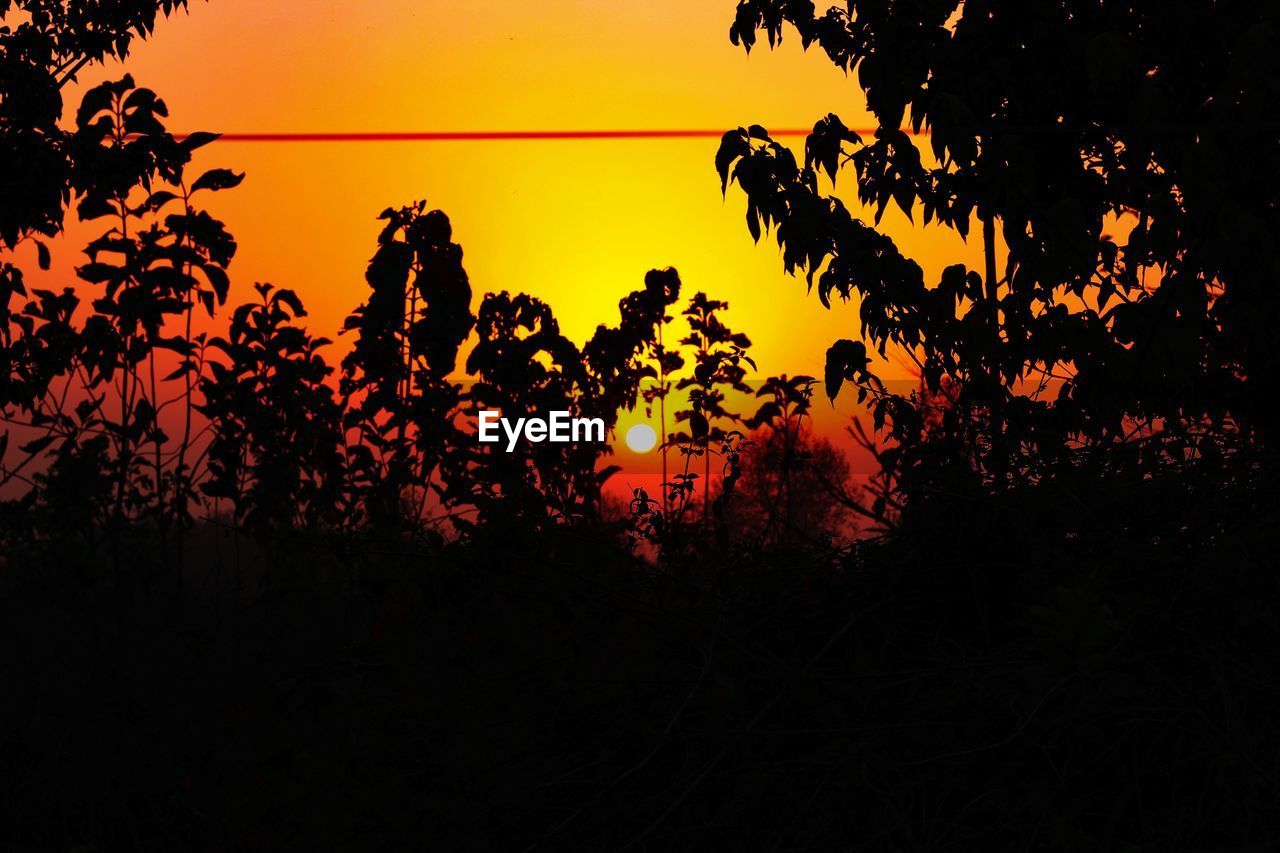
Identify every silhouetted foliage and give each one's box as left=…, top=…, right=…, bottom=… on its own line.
left=455, top=290, right=599, bottom=527
left=335, top=206, right=695, bottom=538
left=719, top=0, right=1280, bottom=522
left=4, top=7, right=1280, bottom=850
left=338, top=201, right=472, bottom=533
left=1, top=0, right=191, bottom=246
left=2, top=73, right=237, bottom=572
left=630, top=267, right=684, bottom=515
left=674, top=292, right=753, bottom=529
left=201, top=283, right=344, bottom=534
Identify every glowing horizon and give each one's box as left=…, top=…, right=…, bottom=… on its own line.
left=23, top=0, right=987, bottom=479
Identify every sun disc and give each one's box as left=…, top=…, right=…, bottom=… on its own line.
left=625, top=423, right=658, bottom=453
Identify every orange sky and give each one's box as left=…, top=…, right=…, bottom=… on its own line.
left=36, top=0, right=984, bottom=477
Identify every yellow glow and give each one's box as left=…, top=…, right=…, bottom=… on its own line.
left=34, top=0, right=991, bottom=479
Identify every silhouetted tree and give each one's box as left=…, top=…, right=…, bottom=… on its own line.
left=1, top=0, right=192, bottom=246
left=726, top=422, right=853, bottom=546
left=72, top=76, right=238, bottom=536
left=745, top=373, right=818, bottom=542
left=719, top=0, right=1280, bottom=518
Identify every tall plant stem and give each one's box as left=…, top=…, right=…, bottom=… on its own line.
left=658, top=323, right=669, bottom=517
left=983, top=211, right=1006, bottom=480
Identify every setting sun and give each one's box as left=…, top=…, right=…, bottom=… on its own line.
left=624, top=423, right=658, bottom=453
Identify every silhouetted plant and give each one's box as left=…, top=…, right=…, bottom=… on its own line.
left=616, top=286, right=757, bottom=558
left=626, top=484, right=663, bottom=547
left=200, top=283, right=344, bottom=534
left=583, top=267, right=684, bottom=423
left=674, top=291, right=753, bottom=529
left=454, top=271, right=685, bottom=533
left=0, top=284, right=80, bottom=477
left=718, top=0, right=1280, bottom=518
left=1, top=1, right=192, bottom=248
left=2, top=73, right=237, bottom=572
left=632, top=269, right=683, bottom=515
left=845, top=365, right=963, bottom=532
left=4, top=1, right=198, bottom=511
left=340, top=201, right=472, bottom=534
left=451, top=291, right=594, bottom=528
left=709, top=429, right=752, bottom=546
left=71, top=75, right=238, bottom=548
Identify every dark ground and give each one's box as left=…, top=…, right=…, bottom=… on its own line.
left=3, top=481, right=1280, bottom=852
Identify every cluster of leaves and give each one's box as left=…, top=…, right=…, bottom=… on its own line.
left=335, top=202, right=473, bottom=534
left=719, top=0, right=1280, bottom=522
left=1, top=0, right=191, bottom=246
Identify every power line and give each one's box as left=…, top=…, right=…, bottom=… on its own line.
left=175, top=128, right=910, bottom=143
left=183, top=122, right=1280, bottom=144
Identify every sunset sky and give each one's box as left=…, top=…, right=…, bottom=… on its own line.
left=41, top=0, right=985, bottom=476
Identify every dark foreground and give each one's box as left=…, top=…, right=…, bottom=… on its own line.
left=3, top=484, right=1279, bottom=852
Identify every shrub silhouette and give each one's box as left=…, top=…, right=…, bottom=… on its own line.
left=200, top=283, right=345, bottom=535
